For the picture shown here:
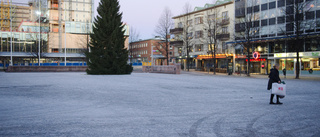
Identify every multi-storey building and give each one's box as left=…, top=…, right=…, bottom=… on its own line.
left=129, top=37, right=174, bottom=66
left=0, top=0, right=129, bottom=69
left=171, top=0, right=235, bottom=72
left=233, top=0, right=320, bottom=75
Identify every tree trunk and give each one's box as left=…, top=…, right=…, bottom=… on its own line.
left=296, top=51, right=300, bottom=79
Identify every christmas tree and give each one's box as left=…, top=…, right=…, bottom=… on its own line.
left=86, top=0, right=132, bottom=75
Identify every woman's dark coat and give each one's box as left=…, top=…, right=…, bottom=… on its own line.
left=268, top=68, right=281, bottom=90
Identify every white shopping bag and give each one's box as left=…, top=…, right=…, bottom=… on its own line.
left=272, top=83, right=286, bottom=96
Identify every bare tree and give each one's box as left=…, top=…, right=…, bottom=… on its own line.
left=278, top=0, right=316, bottom=79
left=129, top=26, right=140, bottom=64
left=155, top=7, right=173, bottom=65
left=204, top=8, right=222, bottom=75
left=129, top=26, right=140, bottom=43
left=234, top=0, right=260, bottom=76
left=182, top=2, right=193, bottom=71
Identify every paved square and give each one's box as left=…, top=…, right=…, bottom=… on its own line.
left=0, top=72, right=319, bottom=136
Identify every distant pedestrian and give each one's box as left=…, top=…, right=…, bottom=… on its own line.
left=268, top=64, right=283, bottom=105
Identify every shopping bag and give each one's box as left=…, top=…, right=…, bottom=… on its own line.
left=271, top=83, right=286, bottom=96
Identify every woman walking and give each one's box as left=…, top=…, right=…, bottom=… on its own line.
left=268, top=64, right=282, bottom=105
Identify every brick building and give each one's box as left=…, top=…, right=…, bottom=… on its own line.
left=129, top=37, right=174, bottom=66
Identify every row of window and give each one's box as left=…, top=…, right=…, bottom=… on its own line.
left=235, top=13, right=320, bottom=32
left=179, top=11, right=229, bottom=27
left=131, top=43, right=148, bottom=49
left=186, top=27, right=229, bottom=39
left=132, top=50, right=148, bottom=55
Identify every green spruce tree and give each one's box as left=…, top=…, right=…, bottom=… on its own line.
left=86, top=0, right=132, bottom=75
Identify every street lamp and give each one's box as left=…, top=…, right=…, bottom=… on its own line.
left=10, top=0, right=13, bottom=66
left=37, top=0, right=41, bottom=66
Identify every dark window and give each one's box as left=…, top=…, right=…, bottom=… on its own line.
left=261, top=19, right=268, bottom=26
left=254, top=21, right=260, bottom=27
left=235, top=8, right=245, bottom=17
left=269, top=18, right=276, bottom=25
left=296, top=0, right=303, bottom=3
left=277, top=16, right=285, bottom=24
left=261, top=4, right=268, bottom=11
left=286, top=0, right=293, bottom=5
left=286, top=15, right=294, bottom=22
left=297, top=13, right=304, bottom=21
left=254, top=5, right=260, bottom=12
left=247, top=7, right=252, bottom=14
left=306, top=11, right=315, bottom=20
left=269, top=2, right=276, bottom=9
left=317, top=10, right=320, bottom=18
left=286, top=23, right=294, bottom=31
left=278, top=0, right=285, bottom=7
left=286, top=6, right=294, bottom=14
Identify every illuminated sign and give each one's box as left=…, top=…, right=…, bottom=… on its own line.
left=246, top=58, right=266, bottom=62
left=274, top=51, right=320, bottom=58
left=252, top=52, right=260, bottom=59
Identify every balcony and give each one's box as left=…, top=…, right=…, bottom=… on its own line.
left=217, top=33, right=230, bottom=40
left=220, top=18, right=230, bottom=26
left=170, top=28, right=183, bottom=34
left=170, top=40, right=183, bottom=46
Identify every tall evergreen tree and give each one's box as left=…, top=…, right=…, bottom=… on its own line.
left=86, top=0, right=132, bottom=75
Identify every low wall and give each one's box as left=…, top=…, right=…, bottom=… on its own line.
left=142, top=64, right=181, bottom=74
left=6, top=66, right=87, bottom=72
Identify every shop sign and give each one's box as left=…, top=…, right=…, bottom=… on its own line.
left=252, top=52, right=260, bottom=59
left=246, top=58, right=266, bottom=62
left=274, top=51, right=320, bottom=58
left=236, top=55, right=247, bottom=58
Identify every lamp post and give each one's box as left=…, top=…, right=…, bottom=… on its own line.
left=64, top=0, right=66, bottom=66
left=37, top=0, right=41, bottom=66
left=10, top=0, right=13, bottom=66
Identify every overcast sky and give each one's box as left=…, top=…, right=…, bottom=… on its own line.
left=18, top=0, right=214, bottom=39
left=116, top=0, right=214, bottom=39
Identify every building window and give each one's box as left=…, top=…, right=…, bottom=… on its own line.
left=195, top=17, right=203, bottom=24
left=170, top=45, right=173, bottom=49
left=254, top=21, right=260, bottom=27
left=178, top=22, right=183, bottom=28
left=208, top=14, right=215, bottom=20
left=269, top=2, right=276, bottom=9
left=169, top=51, right=173, bottom=55
left=195, top=31, right=203, bottom=38
left=261, top=3, right=268, bottom=11
left=178, top=47, right=182, bottom=56
left=286, top=23, right=294, bottom=31
left=222, top=27, right=228, bottom=33
left=187, top=32, right=193, bottom=39
left=269, top=18, right=276, bottom=25
left=317, top=10, right=320, bottom=18
left=253, top=5, right=260, bottom=12
left=222, top=11, right=228, bottom=19
left=261, top=19, right=268, bottom=26
left=286, top=0, right=293, bottom=5
left=195, top=44, right=203, bottom=51
left=187, top=19, right=193, bottom=26
left=247, top=7, right=252, bottom=14
left=306, top=11, right=315, bottom=20
left=278, top=0, right=285, bottom=7
left=286, top=6, right=294, bottom=14
left=277, top=16, right=285, bottom=24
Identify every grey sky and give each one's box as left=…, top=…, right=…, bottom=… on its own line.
left=17, top=0, right=214, bottom=39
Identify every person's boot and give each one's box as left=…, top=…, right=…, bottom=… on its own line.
left=270, top=94, right=275, bottom=104
left=276, top=95, right=283, bottom=104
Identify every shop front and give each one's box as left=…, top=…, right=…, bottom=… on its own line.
left=273, top=51, right=320, bottom=75
left=196, top=54, right=234, bottom=73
